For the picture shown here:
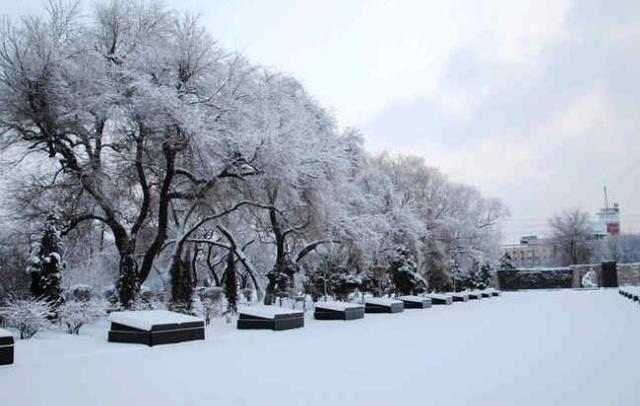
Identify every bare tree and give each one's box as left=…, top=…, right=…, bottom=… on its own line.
left=549, top=209, right=593, bottom=265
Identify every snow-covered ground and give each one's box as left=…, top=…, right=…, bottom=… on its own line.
left=1, top=289, right=639, bottom=406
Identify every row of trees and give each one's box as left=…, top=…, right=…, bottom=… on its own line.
left=0, top=1, right=507, bottom=312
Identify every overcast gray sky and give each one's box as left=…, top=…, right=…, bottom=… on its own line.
left=3, top=0, right=639, bottom=241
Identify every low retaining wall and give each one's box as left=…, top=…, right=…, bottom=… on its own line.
left=570, top=264, right=601, bottom=288
left=497, top=262, right=640, bottom=290
left=617, top=263, right=640, bottom=286
left=497, top=268, right=573, bottom=290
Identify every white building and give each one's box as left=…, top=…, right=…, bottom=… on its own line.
left=595, top=203, right=620, bottom=236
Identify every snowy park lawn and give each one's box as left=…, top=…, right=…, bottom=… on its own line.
left=1, top=289, right=639, bottom=406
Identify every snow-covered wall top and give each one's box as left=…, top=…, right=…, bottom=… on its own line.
left=238, top=305, right=302, bottom=319
left=109, top=310, right=203, bottom=331
left=315, top=301, right=364, bottom=311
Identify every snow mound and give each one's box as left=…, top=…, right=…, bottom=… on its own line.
left=315, top=301, right=363, bottom=311
left=108, top=310, right=203, bottom=331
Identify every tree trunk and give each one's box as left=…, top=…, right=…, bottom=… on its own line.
left=263, top=200, right=293, bottom=305
left=138, top=143, right=177, bottom=283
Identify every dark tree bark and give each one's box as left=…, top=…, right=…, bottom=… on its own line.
left=170, top=247, right=194, bottom=313
left=223, top=251, right=238, bottom=314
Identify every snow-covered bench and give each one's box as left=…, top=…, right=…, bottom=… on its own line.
left=108, top=310, right=205, bottom=347
left=619, top=287, right=640, bottom=302
left=314, top=301, right=365, bottom=320
left=466, top=291, right=483, bottom=300
left=449, top=292, right=469, bottom=302
left=237, top=306, right=304, bottom=330
left=480, top=290, right=493, bottom=298
left=399, top=295, right=432, bottom=309
left=425, top=294, right=453, bottom=305
left=485, top=288, right=501, bottom=297
left=364, top=298, right=404, bottom=313
left=0, top=328, right=14, bottom=365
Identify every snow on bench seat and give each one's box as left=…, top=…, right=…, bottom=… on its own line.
left=314, top=301, right=365, bottom=320
left=108, top=310, right=205, bottom=347
left=0, top=327, right=14, bottom=366
left=398, top=295, right=432, bottom=309
left=425, top=294, right=453, bottom=305
left=364, top=298, right=404, bottom=313
left=237, top=306, right=304, bottom=330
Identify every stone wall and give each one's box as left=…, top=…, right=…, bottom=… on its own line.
left=496, top=262, right=640, bottom=290
left=497, top=268, right=573, bottom=290
left=617, top=263, right=640, bottom=286
left=570, top=262, right=640, bottom=288
left=570, top=264, right=601, bottom=288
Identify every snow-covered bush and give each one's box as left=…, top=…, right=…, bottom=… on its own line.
left=68, top=284, right=93, bottom=301
left=358, top=265, right=393, bottom=297
left=389, top=246, right=425, bottom=295
left=193, top=287, right=224, bottom=325
left=58, top=299, right=105, bottom=334
left=26, top=214, right=64, bottom=304
left=132, top=286, right=166, bottom=311
left=1, top=297, right=53, bottom=339
left=304, top=265, right=359, bottom=301
left=241, top=288, right=253, bottom=303
left=103, top=286, right=119, bottom=306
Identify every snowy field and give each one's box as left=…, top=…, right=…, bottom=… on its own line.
left=1, top=289, right=639, bottom=406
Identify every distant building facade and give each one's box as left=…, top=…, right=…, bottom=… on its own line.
left=502, top=237, right=561, bottom=268
left=503, top=203, right=624, bottom=268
